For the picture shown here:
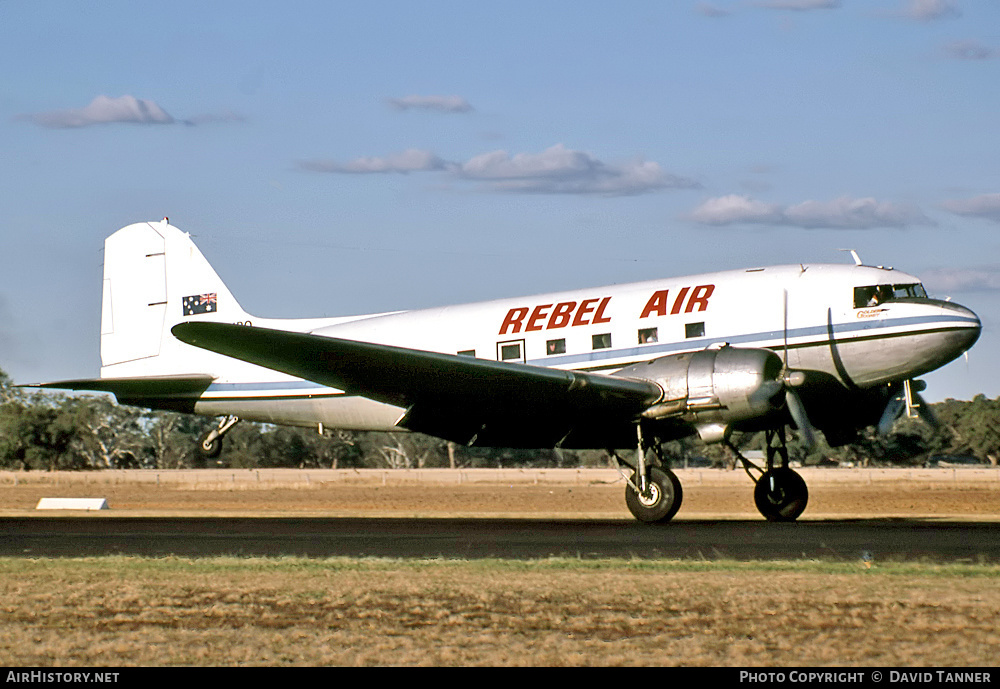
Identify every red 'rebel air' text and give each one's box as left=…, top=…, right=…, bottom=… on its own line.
left=498, top=285, right=714, bottom=335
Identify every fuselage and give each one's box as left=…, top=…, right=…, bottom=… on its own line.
left=179, top=262, right=980, bottom=435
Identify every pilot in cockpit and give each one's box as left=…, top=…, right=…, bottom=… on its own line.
left=867, top=285, right=892, bottom=307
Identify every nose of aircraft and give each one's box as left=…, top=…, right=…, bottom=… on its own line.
left=944, top=300, right=982, bottom=354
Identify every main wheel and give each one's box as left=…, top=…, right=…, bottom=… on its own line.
left=754, top=468, right=808, bottom=522
left=625, top=467, right=683, bottom=523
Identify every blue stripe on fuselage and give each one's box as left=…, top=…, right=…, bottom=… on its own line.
left=529, top=313, right=978, bottom=368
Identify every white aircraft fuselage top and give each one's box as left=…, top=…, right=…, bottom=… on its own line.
left=310, top=263, right=977, bottom=384
left=92, top=221, right=979, bottom=434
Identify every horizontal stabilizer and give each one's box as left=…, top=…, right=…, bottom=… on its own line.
left=28, top=374, right=214, bottom=412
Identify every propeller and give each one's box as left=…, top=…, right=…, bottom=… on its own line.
left=878, top=379, right=938, bottom=436
left=780, top=289, right=818, bottom=449
left=751, top=360, right=816, bottom=449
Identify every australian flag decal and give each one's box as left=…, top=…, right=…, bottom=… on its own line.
left=182, top=293, right=218, bottom=316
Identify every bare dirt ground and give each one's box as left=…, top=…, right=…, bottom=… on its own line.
left=2, top=467, right=999, bottom=519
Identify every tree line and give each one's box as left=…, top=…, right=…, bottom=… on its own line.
left=2, top=367, right=998, bottom=471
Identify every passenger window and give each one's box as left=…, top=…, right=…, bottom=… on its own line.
left=501, top=344, right=521, bottom=360
left=592, top=333, right=612, bottom=350
left=546, top=338, right=566, bottom=355
left=638, top=328, right=658, bottom=344
left=685, top=322, right=705, bottom=339
left=497, top=340, right=524, bottom=362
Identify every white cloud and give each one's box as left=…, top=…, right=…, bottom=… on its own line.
left=299, top=143, right=698, bottom=196
left=688, top=194, right=933, bottom=229
left=456, top=144, right=699, bottom=195
left=899, top=0, right=960, bottom=21
left=23, top=95, right=175, bottom=128
left=784, top=197, right=931, bottom=228
left=183, top=109, right=248, bottom=126
left=755, top=0, right=840, bottom=10
left=297, top=149, right=449, bottom=174
left=942, top=40, right=998, bottom=60
left=695, top=2, right=733, bottom=17
left=688, top=194, right=783, bottom=225
left=387, top=95, right=473, bottom=113
left=941, top=193, right=1000, bottom=223
left=921, top=267, right=1000, bottom=293
left=20, top=95, right=244, bottom=129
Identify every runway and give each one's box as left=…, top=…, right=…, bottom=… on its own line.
left=2, top=516, right=998, bottom=562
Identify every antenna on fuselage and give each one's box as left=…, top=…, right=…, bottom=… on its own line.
left=839, top=249, right=863, bottom=266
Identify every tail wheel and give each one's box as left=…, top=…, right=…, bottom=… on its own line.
left=754, top=468, right=808, bottom=522
left=625, top=467, right=683, bottom=523
left=196, top=415, right=239, bottom=461
left=197, top=430, right=223, bottom=459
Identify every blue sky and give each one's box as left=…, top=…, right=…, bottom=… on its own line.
left=2, top=0, right=999, bottom=402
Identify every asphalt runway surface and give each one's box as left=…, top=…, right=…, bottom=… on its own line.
left=2, top=516, right=998, bottom=562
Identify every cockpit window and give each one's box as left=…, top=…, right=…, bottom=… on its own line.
left=854, top=283, right=927, bottom=308
left=893, top=283, right=927, bottom=299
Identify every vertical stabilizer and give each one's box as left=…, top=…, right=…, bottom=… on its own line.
left=100, top=219, right=251, bottom=376
left=101, top=222, right=167, bottom=366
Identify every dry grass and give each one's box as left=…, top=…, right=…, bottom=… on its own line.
left=1, top=557, right=998, bottom=667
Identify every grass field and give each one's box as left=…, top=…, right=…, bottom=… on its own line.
left=1, top=557, right=998, bottom=666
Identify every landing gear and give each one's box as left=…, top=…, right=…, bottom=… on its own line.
left=727, top=426, right=809, bottom=522
left=613, top=422, right=684, bottom=523
left=197, top=415, right=240, bottom=460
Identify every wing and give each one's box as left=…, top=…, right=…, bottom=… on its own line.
left=28, top=374, right=214, bottom=413
left=171, top=322, right=661, bottom=447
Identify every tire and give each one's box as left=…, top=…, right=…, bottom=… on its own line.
left=625, top=467, right=683, bottom=523
left=197, top=431, right=223, bottom=460
left=754, top=468, right=808, bottom=522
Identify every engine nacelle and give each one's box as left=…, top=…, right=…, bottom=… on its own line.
left=614, top=346, right=785, bottom=442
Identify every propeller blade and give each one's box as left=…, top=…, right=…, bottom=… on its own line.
left=751, top=379, right=786, bottom=408
left=774, top=291, right=820, bottom=449
left=782, top=289, right=789, bottom=369
left=878, top=392, right=906, bottom=436
left=779, top=288, right=816, bottom=448
left=785, top=387, right=816, bottom=449
left=913, top=392, right=939, bottom=429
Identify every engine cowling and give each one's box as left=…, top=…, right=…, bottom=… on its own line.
left=613, top=346, right=786, bottom=442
